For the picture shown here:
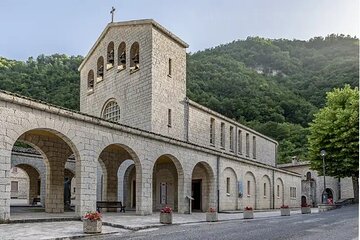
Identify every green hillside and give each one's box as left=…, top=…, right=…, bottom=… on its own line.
left=0, top=34, right=358, bottom=163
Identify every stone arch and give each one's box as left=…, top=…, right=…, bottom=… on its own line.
left=258, top=175, right=271, bottom=209
left=87, top=70, right=94, bottom=91
left=243, top=171, right=256, bottom=209
left=119, top=162, right=135, bottom=209
left=96, top=143, right=142, bottom=213
left=325, top=188, right=334, bottom=202
left=191, top=161, right=215, bottom=212
left=275, top=177, right=284, bottom=208
left=130, top=42, right=139, bottom=71
left=107, top=41, right=115, bottom=68
left=221, top=167, right=238, bottom=211
left=97, top=56, right=104, bottom=80
left=13, top=164, right=40, bottom=205
left=117, top=42, right=126, bottom=70
left=152, top=154, right=184, bottom=213
left=301, top=195, right=307, bottom=206
left=10, top=128, right=81, bottom=214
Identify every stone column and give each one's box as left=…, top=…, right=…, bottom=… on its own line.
left=136, top=160, right=152, bottom=215
left=45, top=157, right=66, bottom=213
left=0, top=148, right=11, bottom=221
left=76, top=149, right=98, bottom=217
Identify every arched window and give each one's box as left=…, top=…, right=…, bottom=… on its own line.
left=102, top=100, right=120, bottom=122
left=87, top=70, right=94, bottom=91
left=306, top=172, right=311, bottom=181
left=107, top=42, right=114, bottom=69
left=130, top=42, right=139, bottom=72
left=97, top=56, right=104, bottom=81
left=118, top=42, right=126, bottom=71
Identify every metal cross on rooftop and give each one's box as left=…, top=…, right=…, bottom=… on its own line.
left=110, top=7, right=116, bottom=23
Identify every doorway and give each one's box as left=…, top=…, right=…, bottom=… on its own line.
left=192, top=180, right=202, bottom=211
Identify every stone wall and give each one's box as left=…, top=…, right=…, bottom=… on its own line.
left=80, top=23, right=154, bottom=131
left=188, top=102, right=277, bottom=167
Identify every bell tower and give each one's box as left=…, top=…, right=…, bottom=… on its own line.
left=79, top=19, right=188, bottom=139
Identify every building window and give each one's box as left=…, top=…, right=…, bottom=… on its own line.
left=247, top=180, right=251, bottom=196
left=253, top=136, right=256, bottom=159
left=220, top=122, right=225, bottom=148
left=277, top=185, right=280, bottom=198
left=168, top=109, right=172, bottom=127
left=102, top=100, right=120, bottom=122
left=263, top=183, right=267, bottom=196
left=238, top=130, right=242, bottom=154
left=97, top=56, right=104, bottom=81
left=11, top=181, right=18, bottom=192
left=229, top=126, right=234, bottom=152
left=130, top=42, right=140, bottom=72
left=226, top=177, right=230, bottom=194
left=168, top=58, right=172, bottom=76
left=107, top=41, right=115, bottom=69
left=246, top=133, right=250, bottom=157
left=290, top=187, right=296, bottom=198
left=87, top=70, right=94, bottom=92
left=306, top=172, right=311, bottom=181
left=210, top=118, right=215, bottom=145
left=118, top=42, right=126, bottom=71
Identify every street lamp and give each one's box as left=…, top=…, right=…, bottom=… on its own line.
left=320, top=150, right=328, bottom=204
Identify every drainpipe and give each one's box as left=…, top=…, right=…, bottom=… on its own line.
left=217, top=155, right=220, bottom=213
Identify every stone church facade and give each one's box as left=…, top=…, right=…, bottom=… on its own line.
left=0, top=19, right=301, bottom=221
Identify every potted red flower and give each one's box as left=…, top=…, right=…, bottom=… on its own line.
left=243, top=206, right=254, bottom=219
left=206, top=207, right=218, bottom=222
left=160, top=206, right=173, bottom=224
left=280, top=205, right=290, bottom=216
left=83, top=211, right=102, bottom=233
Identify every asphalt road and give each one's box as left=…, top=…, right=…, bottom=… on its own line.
left=85, top=204, right=359, bottom=240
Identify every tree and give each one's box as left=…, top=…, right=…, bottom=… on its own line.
left=308, top=85, right=359, bottom=202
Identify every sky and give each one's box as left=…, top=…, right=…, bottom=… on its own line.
left=0, top=0, right=358, bottom=60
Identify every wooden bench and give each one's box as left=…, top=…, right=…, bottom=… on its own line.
left=96, top=201, right=126, bottom=213
left=32, top=197, right=41, bottom=205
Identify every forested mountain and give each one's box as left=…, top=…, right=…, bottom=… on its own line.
left=0, top=34, right=358, bottom=163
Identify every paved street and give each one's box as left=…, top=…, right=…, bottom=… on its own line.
left=84, top=204, right=358, bottom=240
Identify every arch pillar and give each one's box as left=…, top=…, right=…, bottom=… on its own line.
left=0, top=148, right=12, bottom=221
left=76, top=149, right=98, bottom=217
left=136, top=159, right=151, bottom=215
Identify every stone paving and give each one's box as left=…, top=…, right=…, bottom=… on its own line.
left=0, top=208, right=319, bottom=239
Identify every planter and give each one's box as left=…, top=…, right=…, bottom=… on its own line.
left=83, top=219, right=102, bottom=234
left=280, top=208, right=290, bottom=216
left=301, top=207, right=311, bottom=214
left=160, top=212, right=173, bottom=224
left=243, top=210, right=254, bottom=219
left=206, top=212, right=218, bottom=222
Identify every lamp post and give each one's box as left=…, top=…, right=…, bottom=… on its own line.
left=320, top=150, right=328, bottom=204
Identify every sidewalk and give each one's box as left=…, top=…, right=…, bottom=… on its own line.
left=0, top=208, right=319, bottom=239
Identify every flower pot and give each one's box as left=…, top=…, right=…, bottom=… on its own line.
left=206, top=212, right=218, bottom=222
left=301, top=207, right=311, bottom=214
left=160, top=212, right=173, bottom=224
left=243, top=210, right=254, bottom=219
left=280, top=208, right=290, bottom=216
left=83, top=219, right=102, bottom=234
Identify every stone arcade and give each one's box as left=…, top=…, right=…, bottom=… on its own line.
left=0, top=19, right=301, bottom=221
